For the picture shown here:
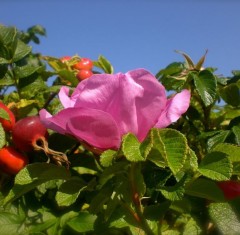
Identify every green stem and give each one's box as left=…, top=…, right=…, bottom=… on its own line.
left=129, top=162, right=154, bottom=235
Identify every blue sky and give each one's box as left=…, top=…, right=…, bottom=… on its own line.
left=1, top=0, right=240, bottom=77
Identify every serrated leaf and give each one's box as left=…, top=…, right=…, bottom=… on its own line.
left=232, top=126, right=240, bottom=145
left=4, top=163, right=70, bottom=204
left=0, top=25, right=18, bottom=60
left=0, top=124, right=6, bottom=149
left=67, top=212, right=97, bottom=233
left=0, top=212, right=24, bottom=235
left=213, top=143, right=240, bottom=162
left=198, top=151, right=232, bottom=181
left=209, top=202, right=240, bottom=234
left=183, top=218, right=202, bottom=235
left=144, top=128, right=166, bottom=168
left=95, top=55, right=114, bottom=74
left=12, top=40, right=31, bottom=62
left=193, top=70, right=217, bottom=106
left=14, top=64, right=42, bottom=78
left=56, top=178, right=87, bottom=207
left=220, top=83, right=240, bottom=107
left=159, top=129, right=188, bottom=175
left=100, top=149, right=117, bottom=167
left=122, top=133, right=144, bottom=162
left=185, top=178, right=225, bottom=201
left=207, top=130, right=230, bottom=150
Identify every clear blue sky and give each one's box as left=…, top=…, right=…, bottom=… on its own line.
left=1, top=0, right=240, bottom=77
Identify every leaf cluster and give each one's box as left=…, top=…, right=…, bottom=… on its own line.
left=0, top=25, right=240, bottom=235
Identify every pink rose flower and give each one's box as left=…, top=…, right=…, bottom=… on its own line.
left=39, top=69, right=190, bottom=151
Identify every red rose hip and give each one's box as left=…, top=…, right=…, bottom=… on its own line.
left=0, top=146, right=28, bottom=175
left=12, top=116, right=48, bottom=152
left=73, top=58, right=93, bottom=70
left=76, top=70, right=93, bottom=81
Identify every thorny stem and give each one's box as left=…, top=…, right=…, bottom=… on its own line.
left=129, top=163, right=154, bottom=235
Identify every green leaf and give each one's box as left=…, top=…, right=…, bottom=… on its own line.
left=14, top=64, right=42, bottom=78
left=42, top=56, right=64, bottom=71
left=0, top=69, right=14, bottom=86
left=144, top=128, right=167, bottom=168
left=98, top=161, right=128, bottom=187
left=198, top=151, right=232, bottom=181
left=183, top=218, right=202, bottom=235
left=4, top=163, right=70, bottom=204
left=156, top=62, right=186, bottom=91
left=58, top=69, right=79, bottom=86
left=122, top=133, right=144, bottom=162
left=89, top=185, right=113, bottom=214
left=193, top=70, right=217, bottom=106
left=156, top=62, right=184, bottom=78
left=95, top=55, right=114, bottom=74
left=100, top=149, right=117, bottom=167
left=0, top=212, right=24, bottom=235
left=29, top=218, right=57, bottom=234
left=67, top=212, right=97, bottom=233
left=0, top=25, right=18, bottom=60
left=220, top=83, right=240, bottom=107
left=209, top=202, right=240, bottom=234
left=158, top=175, right=187, bottom=201
left=56, top=178, right=87, bottom=207
left=185, top=178, right=225, bottom=201
left=28, top=24, right=46, bottom=36
left=159, top=129, right=188, bottom=175
left=207, top=130, right=230, bottom=150
left=0, top=124, right=6, bottom=149
left=232, top=126, right=240, bottom=145
left=0, top=57, right=9, bottom=64
left=0, top=108, right=10, bottom=120
left=213, top=143, right=240, bottom=163
left=12, top=40, right=31, bottom=62
left=143, top=201, right=171, bottom=221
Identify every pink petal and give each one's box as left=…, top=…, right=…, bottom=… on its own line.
left=59, top=86, right=77, bottom=108
left=69, top=69, right=167, bottom=142
left=155, top=89, right=191, bottom=128
left=39, top=109, right=68, bottom=134
left=40, top=107, right=121, bottom=150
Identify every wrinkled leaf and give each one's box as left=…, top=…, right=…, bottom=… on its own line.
left=198, top=151, right=232, bottom=181
left=193, top=70, right=217, bottom=106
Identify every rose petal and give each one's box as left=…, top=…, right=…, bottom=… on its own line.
left=155, top=89, right=191, bottom=128
left=39, top=109, right=68, bottom=134
left=68, top=69, right=167, bottom=141
left=40, top=107, right=121, bottom=150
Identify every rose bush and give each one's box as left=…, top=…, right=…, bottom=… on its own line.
left=1, top=24, right=240, bottom=235
left=39, top=69, right=190, bottom=151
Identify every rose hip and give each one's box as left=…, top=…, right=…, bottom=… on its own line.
left=12, top=116, right=48, bottom=152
